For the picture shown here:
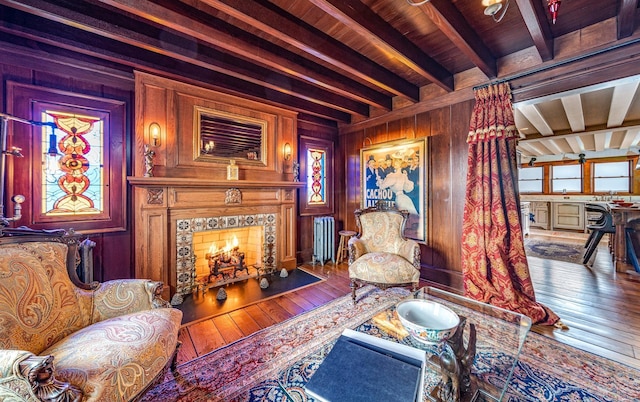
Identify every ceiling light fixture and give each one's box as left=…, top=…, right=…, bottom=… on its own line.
left=548, top=0, right=561, bottom=24
left=407, top=0, right=513, bottom=24
left=406, top=0, right=430, bottom=6
left=528, top=157, right=536, bottom=167
left=482, top=0, right=510, bottom=23
left=578, top=153, right=586, bottom=164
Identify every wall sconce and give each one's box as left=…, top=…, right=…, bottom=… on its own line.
left=528, top=157, right=536, bottom=167
left=149, top=122, right=161, bottom=147
left=578, top=153, right=586, bottom=164
left=283, top=142, right=292, bottom=161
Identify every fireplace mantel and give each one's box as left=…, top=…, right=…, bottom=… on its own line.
left=129, top=176, right=303, bottom=299
left=131, top=73, right=303, bottom=299
left=128, top=176, right=305, bottom=190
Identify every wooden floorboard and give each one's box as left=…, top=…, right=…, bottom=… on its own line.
left=178, top=236, right=640, bottom=371
left=228, top=309, right=262, bottom=336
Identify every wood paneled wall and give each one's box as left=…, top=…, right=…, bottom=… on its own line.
left=0, top=50, right=135, bottom=281
left=339, top=100, right=474, bottom=289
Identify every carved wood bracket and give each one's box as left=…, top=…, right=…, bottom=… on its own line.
left=147, top=188, right=164, bottom=205
left=225, top=188, right=242, bottom=204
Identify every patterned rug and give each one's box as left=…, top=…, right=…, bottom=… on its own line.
left=524, top=239, right=585, bottom=264
left=142, top=287, right=640, bottom=402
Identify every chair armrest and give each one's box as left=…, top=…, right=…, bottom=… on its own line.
left=89, top=279, right=171, bottom=323
left=398, top=239, right=421, bottom=270
left=348, top=238, right=368, bottom=264
left=0, top=350, right=82, bottom=401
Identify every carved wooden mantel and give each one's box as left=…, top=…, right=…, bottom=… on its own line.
left=128, top=177, right=304, bottom=189
left=129, top=176, right=305, bottom=298
left=131, top=73, right=303, bottom=298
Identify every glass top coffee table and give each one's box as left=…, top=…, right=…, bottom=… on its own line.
left=282, top=287, right=532, bottom=402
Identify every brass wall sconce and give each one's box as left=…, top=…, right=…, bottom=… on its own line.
left=149, top=122, right=161, bottom=147
left=283, top=142, right=292, bottom=161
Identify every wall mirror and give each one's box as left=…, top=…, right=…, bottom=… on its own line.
left=194, top=106, right=267, bottom=165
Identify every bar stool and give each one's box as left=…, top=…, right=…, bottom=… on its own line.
left=583, top=204, right=615, bottom=264
left=336, top=230, right=357, bottom=263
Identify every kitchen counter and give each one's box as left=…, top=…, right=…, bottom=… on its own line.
left=608, top=205, right=640, bottom=273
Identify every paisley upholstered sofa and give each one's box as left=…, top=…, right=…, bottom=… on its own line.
left=0, top=228, right=183, bottom=401
left=348, top=202, right=421, bottom=302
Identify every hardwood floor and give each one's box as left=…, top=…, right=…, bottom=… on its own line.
left=177, top=234, right=640, bottom=371
left=175, top=264, right=353, bottom=365
left=526, top=229, right=640, bottom=369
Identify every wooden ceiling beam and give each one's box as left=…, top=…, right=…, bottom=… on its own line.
left=515, top=0, right=553, bottom=61
left=0, top=0, right=368, bottom=117
left=517, top=104, right=554, bottom=135
left=619, top=128, right=640, bottom=149
left=560, top=94, right=585, bottom=132
left=306, top=0, right=453, bottom=91
left=617, top=0, right=638, bottom=39
left=607, top=81, right=640, bottom=127
left=593, top=131, right=611, bottom=152
left=0, top=18, right=351, bottom=122
left=518, top=141, right=546, bottom=156
left=197, top=0, right=420, bottom=102
left=416, top=0, right=497, bottom=79
left=565, top=136, right=585, bottom=153
left=96, top=0, right=391, bottom=111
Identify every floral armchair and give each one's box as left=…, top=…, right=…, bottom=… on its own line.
left=348, top=202, right=421, bottom=303
left=0, top=228, right=183, bottom=401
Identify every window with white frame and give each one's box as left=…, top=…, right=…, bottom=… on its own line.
left=552, top=164, right=582, bottom=193
left=518, top=166, right=543, bottom=193
left=593, top=161, right=631, bottom=193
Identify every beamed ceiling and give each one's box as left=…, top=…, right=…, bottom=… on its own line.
left=1, top=0, right=640, bottom=156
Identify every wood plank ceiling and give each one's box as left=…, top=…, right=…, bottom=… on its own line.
left=0, top=0, right=639, bottom=154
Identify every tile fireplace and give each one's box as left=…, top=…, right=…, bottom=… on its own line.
left=128, top=177, right=303, bottom=302
left=174, top=212, right=277, bottom=302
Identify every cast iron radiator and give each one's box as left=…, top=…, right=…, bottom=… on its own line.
left=77, top=238, right=96, bottom=284
left=313, top=216, right=335, bottom=265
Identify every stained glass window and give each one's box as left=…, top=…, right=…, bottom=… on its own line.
left=307, top=148, right=326, bottom=205
left=299, top=136, right=333, bottom=216
left=41, top=111, right=104, bottom=216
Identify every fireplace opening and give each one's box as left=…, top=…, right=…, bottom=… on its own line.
left=192, top=226, right=264, bottom=284
left=173, top=212, right=278, bottom=304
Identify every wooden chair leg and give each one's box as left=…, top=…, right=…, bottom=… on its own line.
left=336, top=235, right=345, bottom=264
left=583, top=231, right=604, bottom=264
left=171, top=341, right=182, bottom=371
left=350, top=280, right=357, bottom=304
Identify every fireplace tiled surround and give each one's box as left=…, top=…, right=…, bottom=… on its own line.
left=175, top=213, right=277, bottom=299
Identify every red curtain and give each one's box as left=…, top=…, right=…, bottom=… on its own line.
left=462, top=83, right=560, bottom=326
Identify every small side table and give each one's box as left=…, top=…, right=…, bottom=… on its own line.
left=336, top=230, right=357, bottom=263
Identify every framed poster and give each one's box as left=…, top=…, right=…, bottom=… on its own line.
left=360, top=138, right=427, bottom=241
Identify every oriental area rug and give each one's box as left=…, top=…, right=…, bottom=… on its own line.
left=143, top=287, right=640, bottom=402
left=524, top=239, right=585, bottom=264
